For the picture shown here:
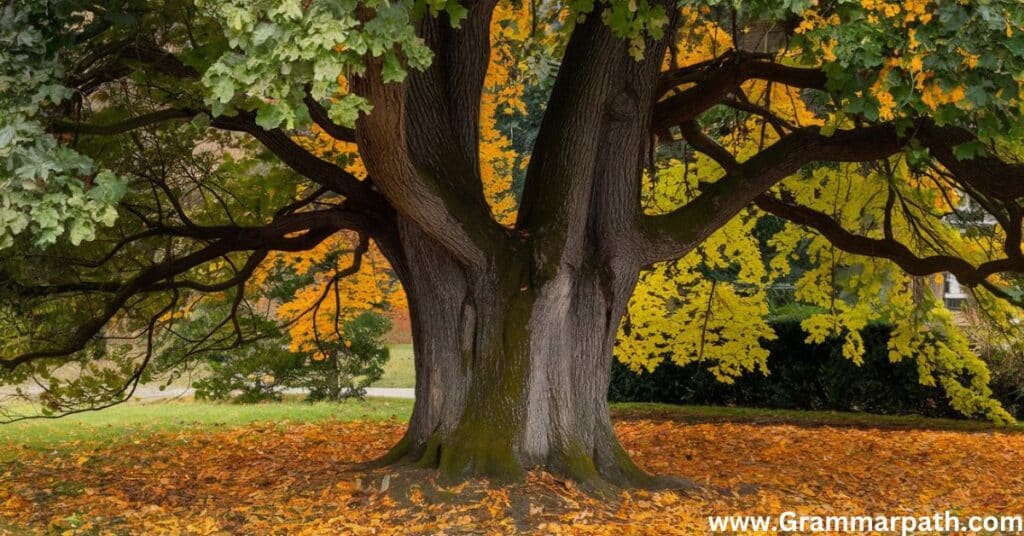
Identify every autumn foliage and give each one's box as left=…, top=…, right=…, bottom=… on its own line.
left=7, top=0, right=1024, bottom=497
left=263, top=2, right=526, bottom=348
left=2, top=414, right=1023, bottom=534
left=264, top=1, right=1023, bottom=426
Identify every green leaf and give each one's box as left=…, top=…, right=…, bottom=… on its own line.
left=255, top=103, right=289, bottom=129
left=952, top=140, right=987, bottom=160
left=252, top=22, right=279, bottom=46
left=446, top=2, right=469, bottom=26
left=381, top=51, right=407, bottom=83
left=68, top=219, right=94, bottom=246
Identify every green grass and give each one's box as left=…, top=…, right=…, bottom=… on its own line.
left=0, top=398, right=413, bottom=461
left=0, top=342, right=418, bottom=460
left=374, top=343, right=415, bottom=388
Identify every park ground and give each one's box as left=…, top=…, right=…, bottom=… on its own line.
left=2, top=395, right=1024, bottom=534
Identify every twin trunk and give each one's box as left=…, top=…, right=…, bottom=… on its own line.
left=380, top=224, right=653, bottom=487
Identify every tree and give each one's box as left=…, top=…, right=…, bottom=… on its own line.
left=615, top=11, right=1020, bottom=423
left=4, top=0, right=1024, bottom=488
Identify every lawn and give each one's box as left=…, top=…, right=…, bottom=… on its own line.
left=374, top=343, right=415, bottom=388
left=0, top=398, right=413, bottom=460
left=2, top=399, right=1023, bottom=534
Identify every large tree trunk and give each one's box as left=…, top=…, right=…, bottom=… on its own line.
left=380, top=222, right=654, bottom=488
left=354, top=2, right=680, bottom=489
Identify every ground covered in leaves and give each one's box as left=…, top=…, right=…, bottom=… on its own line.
left=2, top=410, right=1024, bottom=534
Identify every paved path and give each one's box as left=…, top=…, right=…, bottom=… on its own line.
left=363, top=387, right=414, bottom=399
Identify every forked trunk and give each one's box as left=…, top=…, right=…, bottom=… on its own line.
left=381, top=224, right=654, bottom=488
left=349, top=0, right=676, bottom=489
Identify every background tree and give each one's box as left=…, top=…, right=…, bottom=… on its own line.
left=303, top=311, right=391, bottom=401
left=4, top=0, right=1024, bottom=488
left=188, top=311, right=391, bottom=403
left=188, top=320, right=306, bottom=404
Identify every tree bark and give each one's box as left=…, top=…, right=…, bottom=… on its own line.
left=378, top=221, right=655, bottom=488
left=355, top=2, right=682, bottom=488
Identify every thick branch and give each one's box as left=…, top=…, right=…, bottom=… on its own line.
left=209, top=112, right=373, bottom=204
left=754, top=194, right=1024, bottom=286
left=303, top=92, right=357, bottom=143
left=517, top=0, right=678, bottom=274
left=352, top=58, right=506, bottom=268
left=0, top=208, right=368, bottom=370
left=677, top=121, right=738, bottom=170
left=641, top=125, right=903, bottom=263
left=51, top=108, right=200, bottom=136
left=653, top=55, right=825, bottom=132
left=918, top=123, right=1024, bottom=202
left=410, top=0, right=500, bottom=173
left=351, top=0, right=510, bottom=269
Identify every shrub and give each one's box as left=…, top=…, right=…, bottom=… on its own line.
left=959, top=308, right=1024, bottom=418
left=192, top=340, right=305, bottom=403
left=609, top=319, right=967, bottom=418
left=303, top=312, right=391, bottom=401
left=191, top=312, right=391, bottom=403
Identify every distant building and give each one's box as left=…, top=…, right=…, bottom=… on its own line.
left=926, top=273, right=968, bottom=312
left=927, top=193, right=997, bottom=316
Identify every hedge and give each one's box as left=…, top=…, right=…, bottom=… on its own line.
left=608, top=320, right=1012, bottom=419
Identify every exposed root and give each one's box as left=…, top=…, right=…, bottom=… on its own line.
left=370, top=432, right=702, bottom=498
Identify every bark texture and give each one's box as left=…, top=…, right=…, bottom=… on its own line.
left=356, top=1, right=682, bottom=487
left=380, top=220, right=652, bottom=487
